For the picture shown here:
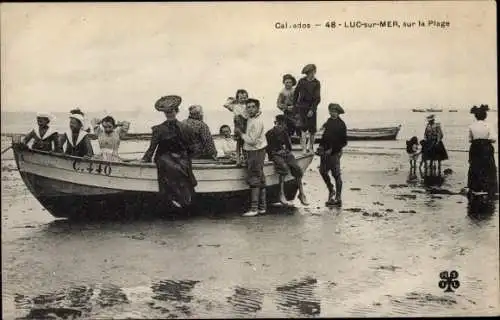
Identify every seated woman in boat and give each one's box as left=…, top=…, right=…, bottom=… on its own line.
left=58, top=113, right=94, bottom=158
left=70, top=108, right=93, bottom=133
left=22, top=113, right=59, bottom=152
left=91, top=116, right=130, bottom=161
left=218, top=124, right=237, bottom=159
left=141, top=95, right=198, bottom=209
left=182, top=105, right=218, bottom=160
left=467, top=104, right=498, bottom=200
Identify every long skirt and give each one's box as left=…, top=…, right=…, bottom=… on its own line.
left=424, top=140, right=448, bottom=161
left=467, top=139, right=498, bottom=198
left=155, top=152, right=197, bottom=208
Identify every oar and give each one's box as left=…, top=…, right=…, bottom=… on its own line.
left=1, top=146, right=12, bottom=155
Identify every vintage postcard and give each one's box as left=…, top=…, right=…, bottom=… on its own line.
left=1, top=1, right=498, bottom=318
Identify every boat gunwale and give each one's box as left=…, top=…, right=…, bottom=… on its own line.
left=12, top=143, right=315, bottom=170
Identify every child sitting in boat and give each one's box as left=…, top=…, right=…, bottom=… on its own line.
left=406, top=136, right=421, bottom=177
left=218, top=124, right=237, bottom=159
left=91, top=116, right=130, bottom=162
left=223, top=89, right=249, bottom=166
left=70, top=108, right=93, bottom=133
left=22, top=113, right=59, bottom=152
left=59, top=113, right=94, bottom=158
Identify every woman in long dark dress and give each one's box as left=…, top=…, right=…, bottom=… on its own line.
left=141, top=95, right=197, bottom=209
left=467, top=104, right=498, bottom=200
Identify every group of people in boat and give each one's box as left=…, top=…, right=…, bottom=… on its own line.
left=405, top=104, right=498, bottom=201
left=20, top=62, right=496, bottom=216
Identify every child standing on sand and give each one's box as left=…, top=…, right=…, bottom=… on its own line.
left=235, top=98, right=267, bottom=217
left=223, top=89, right=249, bottom=165
left=406, top=136, right=421, bottom=177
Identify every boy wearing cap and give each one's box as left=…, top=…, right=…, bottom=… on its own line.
left=266, top=115, right=309, bottom=206
left=293, top=64, right=321, bottom=153
left=317, top=103, right=347, bottom=206
left=22, top=113, right=59, bottom=152
left=235, top=98, right=267, bottom=217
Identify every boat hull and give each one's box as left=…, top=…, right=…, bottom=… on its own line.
left=12, top=144, right=313, bottom=219
left=290, top=125, right=401, bottom=143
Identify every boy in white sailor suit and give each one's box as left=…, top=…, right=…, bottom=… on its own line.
left=58, top=113, right=94, bottom=158
left=22, top=113, right=59, bottom=152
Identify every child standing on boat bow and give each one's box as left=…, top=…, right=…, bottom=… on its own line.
left=223, top=89, right=249, bottom=166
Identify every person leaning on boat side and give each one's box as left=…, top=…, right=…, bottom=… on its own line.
left=22, top=113, right=59, bottom=152
left=182, top=105, right=218, bottom=160
left=423, top=114, right=448, bottom=175
left=58, top=113, right=94, bottom=158
left=91, top=116, right=130, bottom=162
left=277, top=74, right=299, bottom=138
left=467, top=104, right=498, bottom=200
left=293, top=64, right=321, bottom=153
left=234, top=98, right=267, bottom=217
left=317, top=103, right=347, bottom=206
left=265, top=114, right=309, bottom=206
left=140, top=95, right=198, bottom=209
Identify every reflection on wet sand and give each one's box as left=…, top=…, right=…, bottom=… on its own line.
left=227, top=287, right=264, bottom=315
left=275, top=276, right=321, bottom=317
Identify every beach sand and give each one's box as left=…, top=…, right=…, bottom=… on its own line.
left=1, top=145, right=499, bottom=318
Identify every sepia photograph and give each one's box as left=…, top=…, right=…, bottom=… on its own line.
left=1, top=1, right=498, bottom=318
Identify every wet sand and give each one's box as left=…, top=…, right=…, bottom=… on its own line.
left=1, top=149, right=499, bottom=318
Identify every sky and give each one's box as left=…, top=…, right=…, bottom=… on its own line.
left=0, top=1, right=497, bottom=113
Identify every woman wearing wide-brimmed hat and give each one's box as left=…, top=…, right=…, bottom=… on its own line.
left=423, top=114, right=448, bottom=175
left=293, top=64, right=321, bottom=153
left=22, top=112, right=60, bottom=152
left=467, top=104, right=498, bottom=200
left=141, top=95, right=198, bottom=209
left=277, top=74, right=299, bottom=137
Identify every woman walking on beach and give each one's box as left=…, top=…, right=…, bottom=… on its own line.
left=141, top=95, right=198, bottom=209
left=467, top=104, right=498, bottom=200
left=91, top=116, right=130, bottom=161
left=277, top=74, right=299, bottom=137
left=293, top=64, right=321, bottom=153
left=423, top=114, right=448, bottom=175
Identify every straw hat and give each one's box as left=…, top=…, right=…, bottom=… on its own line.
left=154, top=95, right=182, bottom=112
left=301, top=64, right=317, bottom=75
left=470, top=104, right=489, bottom=114
left=328, top=103, right=345, bottom=114
left=282, top=74, right=297, bottom=86
left=426, top=114, right=435, bottom=120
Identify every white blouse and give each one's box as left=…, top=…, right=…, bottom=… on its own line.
left=468, top=120, right=497, bottom=142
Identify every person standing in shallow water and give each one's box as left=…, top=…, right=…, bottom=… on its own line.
left=467, top=104, right=498, bottom=200
left=423, top=114, right=448, bottom=176
left=22, top=113, right=59, bottom=152
left=293, top=64, right=321, bottom=153
left=141, top=95, right=198, bottom=209
left=277, top=74, right=299, bottom=137
left=317, top=103, right=347, bottom=206
left=235, top=98, right=267, bottom=217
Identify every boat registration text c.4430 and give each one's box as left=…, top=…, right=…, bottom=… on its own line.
left=72, top=159, right=112, bottom=176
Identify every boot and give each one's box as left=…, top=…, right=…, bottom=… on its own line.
left=258, top=188, right=267, bottom=214
left=243, top=188, right=260, bottom=217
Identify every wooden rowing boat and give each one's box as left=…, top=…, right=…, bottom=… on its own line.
left=289, top=125, right=402, bottom=144
left=411, top=109, right=426, bottom=112
left=425, top=108, right=443, bottom=112
left=11, top=139, right=314, bottom=220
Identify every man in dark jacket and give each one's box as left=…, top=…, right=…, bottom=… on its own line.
left=317, top=103, right=347, bottom=206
